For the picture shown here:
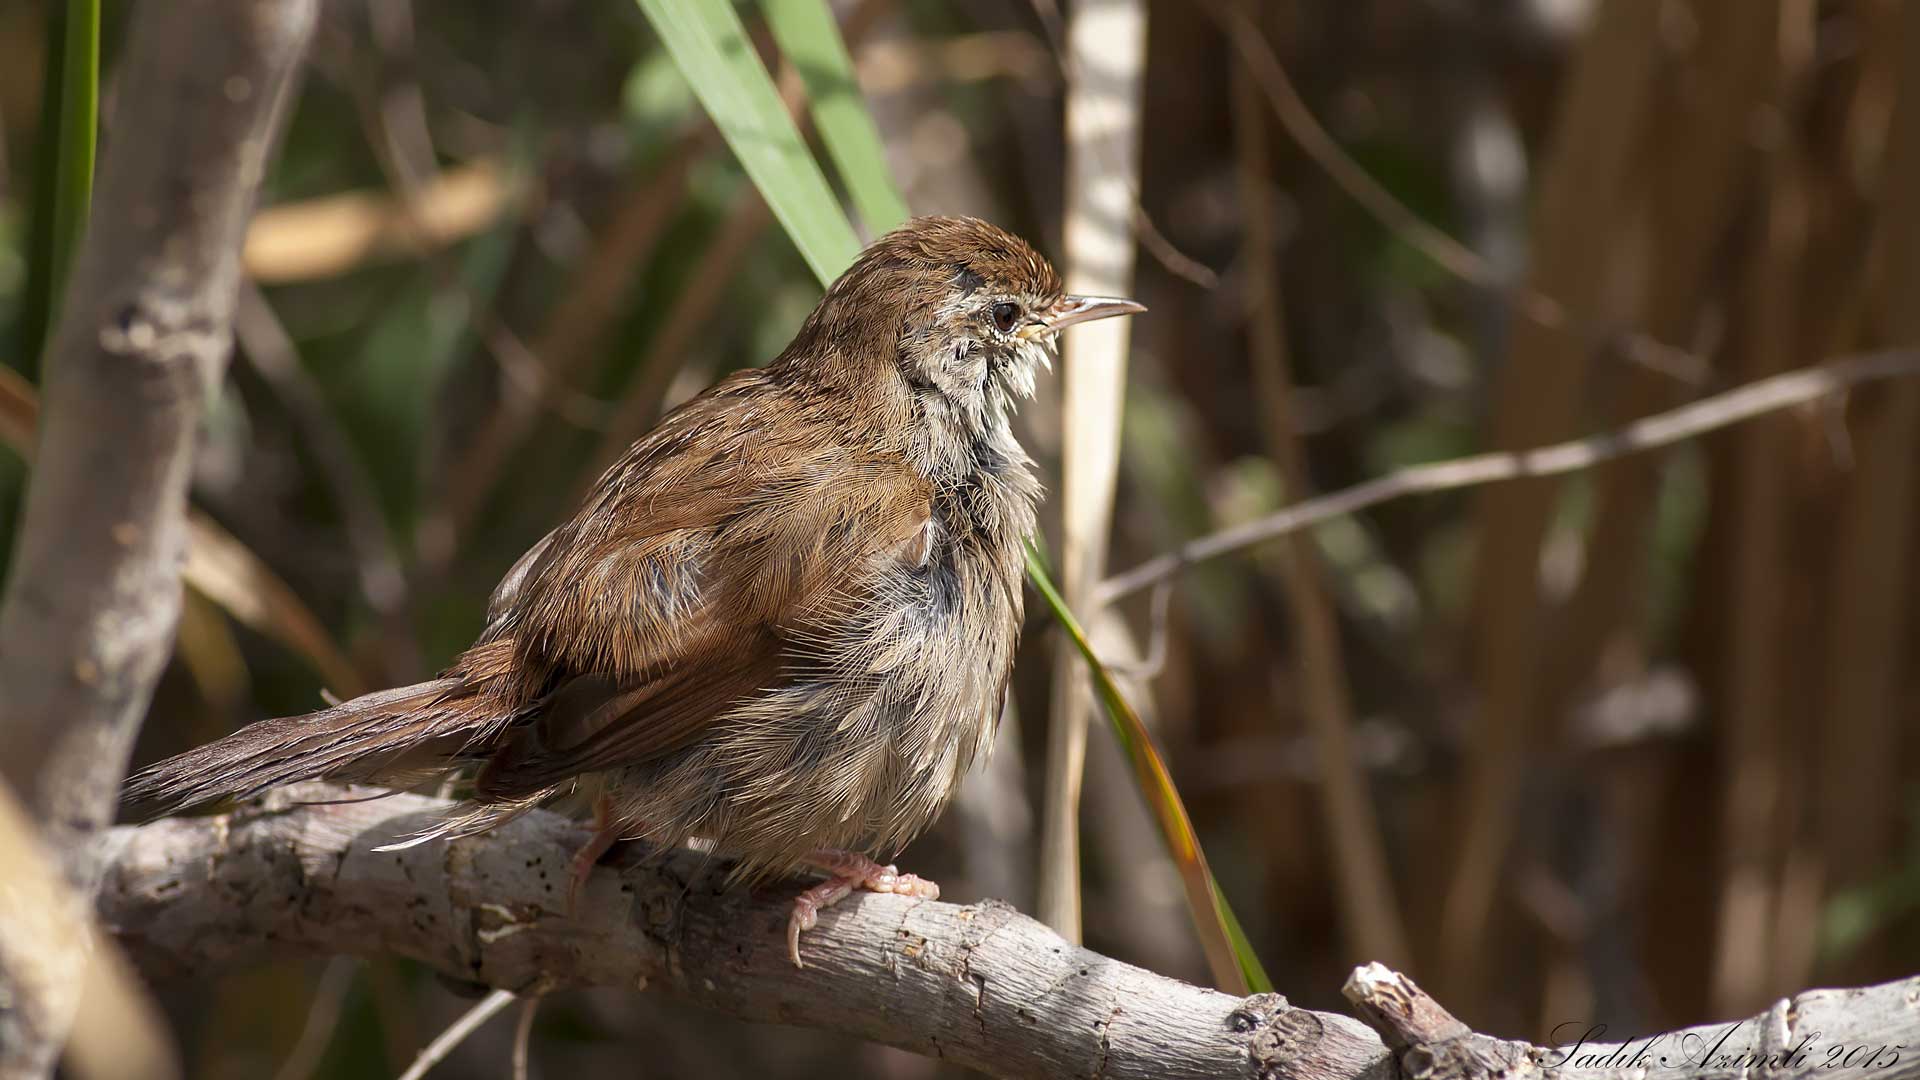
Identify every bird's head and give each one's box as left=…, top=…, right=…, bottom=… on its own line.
left=775, top=216, right=1143, bottom=441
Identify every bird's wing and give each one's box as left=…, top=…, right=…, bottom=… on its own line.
left=470, top=369, right=933, bottom=798
left=482, top=526, right=556, bottom=639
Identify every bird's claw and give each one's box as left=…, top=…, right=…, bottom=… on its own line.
left=785, top=855, right=941, bottom=967
left=867, top=868, right=939, bottom=899
left=787, top=899, right=820, bottom=967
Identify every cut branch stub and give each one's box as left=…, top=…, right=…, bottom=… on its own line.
left=1342, top=964, right=1528, bottom=1080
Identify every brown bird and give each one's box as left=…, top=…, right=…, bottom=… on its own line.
left=126, top=215, right=1143, bottom=965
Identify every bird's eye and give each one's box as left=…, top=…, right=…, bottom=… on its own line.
left=990, top=301, right=1021, bottom=334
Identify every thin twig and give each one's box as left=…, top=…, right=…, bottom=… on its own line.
left=1097, top=349, right=1920, bottom=607
left=431, top=128, right=709, bottom=542
left=0, top=367, right=362, bottom=695
left=1228, top=5, right=1409, bottom=970
left=510, top=996, right=539, bottom=1080
left=332, top=35, right=604, bottom=425
left=1101, top=580, right=1172, bottom=680
left=1133, top=205, right=1221, bottom=290
left=395, top=988, right=518, bottom=1080
left=578, top=186, right=773, bottom=490
left=271, top=958, right=359, bottom=1080
left=339, top=47, right=604, bottom=440
left=365, top=0, right=437, bottom=193
left=1024, top=0, right=1219, bottom=290
left=1205, top=0, right=1711, bottom=386
left=478, top=317, right=612, bottom=433
left=323, top=39, right=615, bottom=585
left=235, top=281, right=415, bottom=664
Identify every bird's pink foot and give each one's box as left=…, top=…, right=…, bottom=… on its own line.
left=786, top=851, right=939, bottom=967
left=567, top=796, right=623, bottom=914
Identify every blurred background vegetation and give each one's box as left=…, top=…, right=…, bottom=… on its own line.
left=4, top=0, right=1919, bottom=1076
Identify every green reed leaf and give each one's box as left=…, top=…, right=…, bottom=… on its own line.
left=1025, top=542, right=1273, bottom=994
left=635, top=0, right=861, bottom=283
left=18, top=0, right=99, bottom=378
left=760, top=0, right=911, bottom=235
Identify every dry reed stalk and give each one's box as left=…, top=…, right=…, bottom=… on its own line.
left=1228, top=4, right=1409, bottom=971
left=1441, top=0, right=1664, bottom=1009
left=1035, top=0, right=1148, bottom=942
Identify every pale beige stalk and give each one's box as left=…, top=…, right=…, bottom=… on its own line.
left=1037, top=0, right=1148, bottom=941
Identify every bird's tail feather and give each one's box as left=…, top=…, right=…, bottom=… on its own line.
left=123, top=679, right=496, bottom=816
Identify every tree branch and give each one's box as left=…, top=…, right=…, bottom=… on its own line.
left=1340, top=962, right=1920, bottom=1080
left=100, top=786, right=1389, bottom=1080
left=0, top=0, right=317, bottom=1071
left=98, top=787, right=1920, bottom=1080
left=1097, top=349, right=1920, bottom=607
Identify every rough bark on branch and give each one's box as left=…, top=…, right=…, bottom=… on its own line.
left=98, top=787, right=1920, bottom=1080
left=0, top=0, right=316, bottom=1073
left=98, top=786, right=1388, bottom=1080
left=1342, top=962, right=1920, bottom=1080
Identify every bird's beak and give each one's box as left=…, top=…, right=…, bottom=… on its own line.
left=1020, top=294, right=1147, bottom=339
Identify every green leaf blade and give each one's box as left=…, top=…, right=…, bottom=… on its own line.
left=760, top=0, right=910, bottom=234
left=635, top=0, right=861, bottom=285
left=49, top=0, right=99, bottom=308
left=18, top=0, right=100, bottom=377
left=1025, top=543, right=1273, bottom=994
